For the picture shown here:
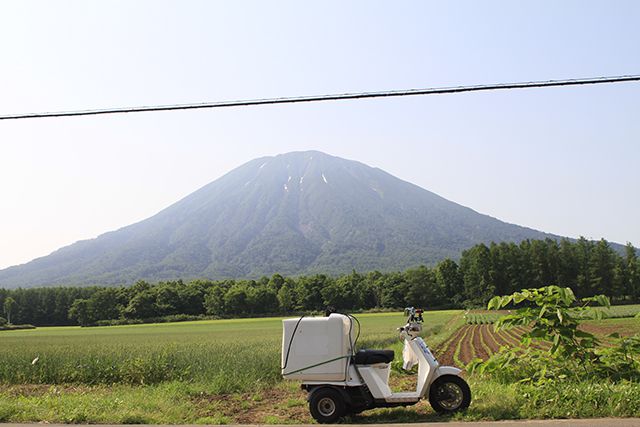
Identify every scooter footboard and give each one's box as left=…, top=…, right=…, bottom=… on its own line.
left=357, top=364, right=392, bottom=399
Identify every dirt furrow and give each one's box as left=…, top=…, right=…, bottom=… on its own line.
left=435, top=325, right=468, bottom=366
left=502, top=327, right=523, bottom=346
left=453, top=325, right=472, bottom=366
left=476, top=325, right=491, bottom=356
left=500, top=331, right=520, bottom=347
left=471, top=325, right=491, bottom=361
left=495, top=329, right=519, bottom=348
left=458, top=325, right=477, bottom=365
left=482, top=324, right=504, bottom=353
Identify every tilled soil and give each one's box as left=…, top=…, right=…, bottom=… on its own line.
left=433, top=324, right=528, bottom=366
left=457, top=326, right=475, bottom=364
left=434, top=324, right=468, bottom=365
left=471, top=325, right=492, bottom=361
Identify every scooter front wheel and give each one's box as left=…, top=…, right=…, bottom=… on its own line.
left=309, top=387, right=345, bottom=424
left=428, top=375, right=471, bottom=413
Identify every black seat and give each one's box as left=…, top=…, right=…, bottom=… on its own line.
left=354, top=349, right=394, bottom=365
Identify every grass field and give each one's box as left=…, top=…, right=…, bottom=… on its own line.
left=1, top=309, right=639, bottom=424
left=0, top=310, right=462, bottom=423
left=1, top=316, right=287, bottom=390
left=0, top=311, right=458, bottom=391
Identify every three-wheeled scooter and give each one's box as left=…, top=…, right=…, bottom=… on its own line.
left=281, top=307, right=471, bottom=423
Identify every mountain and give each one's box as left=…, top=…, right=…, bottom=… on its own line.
left=0, top=150, right=560, bottom=288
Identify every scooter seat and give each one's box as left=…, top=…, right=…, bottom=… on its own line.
left=354, top=349, right=394, bottom=364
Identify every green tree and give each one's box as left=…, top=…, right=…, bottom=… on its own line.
left=224, top=284, right=250, bottom=315
left=154, top=283, right=179, bottom=316
left=574, top=237, right=594, bottom=297
left=488, top=242, right=510, bottom=297
left=321, top=276, right=354, bottom=310
left=294, top=275, right=327, bottom=311
left=123, top=291, right=158, bottom=319
left=588, top=239, right=616, bottom=295
left=623, top=243, right=640, bottom=301
left=180, top=282, right=206, bottom=315
left=379, top=272, right=407, bottom=308
left=268, top=274, right=285, bottom=292
left=529, top=239, right=557, bottom=288
left=68, top=299, right=94, bottom=326
left=88, top=288, right=125, bottom=320
left=557, top=238, right=579, bottom=288
left=3, top=296, right=16, bottom=325
left=277, top=282, right=295, bottom=312
left=247, top=285, right=278, bottom=314
left=460, top=243, right=494, bottom=306
left=327, top=271, right=363, bottom=309
left=435, top=259, right=463, bottom=307
left=404, top=265, right=438, bottom=308
left=362, top=271, right=384, bottom=308
left=204, top=285, right=227, bottom=316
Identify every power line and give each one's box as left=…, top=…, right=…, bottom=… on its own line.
left=1, top=74, right=639, bottom=121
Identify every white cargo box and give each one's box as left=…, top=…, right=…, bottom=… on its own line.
left=281, top=314, right=355, bottom=381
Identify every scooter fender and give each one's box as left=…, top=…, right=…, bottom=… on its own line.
left=434, top=365, right=462, bottom=378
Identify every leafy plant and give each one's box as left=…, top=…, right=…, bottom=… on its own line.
left=471, top=286, right=640, bottom=384
left=471, top=286, right=603, bottom=382
left=488, top=286, right=609, bottom=360
left=596, top=333, right=640, bottom=381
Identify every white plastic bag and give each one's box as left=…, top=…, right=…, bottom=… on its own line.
left=402, top=340, right=418, bottom=370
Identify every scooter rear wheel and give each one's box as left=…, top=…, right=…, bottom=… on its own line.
left=428, top=375, right=471, bottom=413
left=309, top=387, right=345, bottom=424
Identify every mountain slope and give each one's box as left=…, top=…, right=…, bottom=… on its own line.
left=0, top=151, right=558, bottom=287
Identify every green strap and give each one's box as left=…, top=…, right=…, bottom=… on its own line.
left=282, top=355, right=351, bottom=376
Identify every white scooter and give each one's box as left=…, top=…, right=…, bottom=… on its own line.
left=281, top=307, right=471, bottom=423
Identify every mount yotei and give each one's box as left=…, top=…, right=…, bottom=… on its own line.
left=0, top=151, right=557, bottom=287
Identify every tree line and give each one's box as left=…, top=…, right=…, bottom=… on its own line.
left=1, top=238, right=638, bottom=327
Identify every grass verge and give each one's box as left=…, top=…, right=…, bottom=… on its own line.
left=2, top=377, right=639, bottom=424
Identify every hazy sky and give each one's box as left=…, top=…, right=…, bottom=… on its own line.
left=1, top=1, right=639, bottom=270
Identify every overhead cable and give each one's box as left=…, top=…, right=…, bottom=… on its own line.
left=0, top=75, right=638, bottom=121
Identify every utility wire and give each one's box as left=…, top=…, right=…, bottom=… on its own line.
left=1, top=75, right=639, bottom=121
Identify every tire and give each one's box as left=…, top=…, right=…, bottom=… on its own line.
left=428, top=375, right=471, bottom=413
left=309, top=387, right=345, bottom=424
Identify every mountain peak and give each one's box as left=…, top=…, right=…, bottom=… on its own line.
left=0, top=152, right=556, bottom=288
left=252, top=150, right=344, bottom=172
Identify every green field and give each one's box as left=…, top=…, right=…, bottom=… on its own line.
left=1, top=309, right=639, bottom=424
left=1, top=316, right=288, bottom=390
left=0, top=311, right=468, bottom=423
left=0, top=311, right=458, bottom=391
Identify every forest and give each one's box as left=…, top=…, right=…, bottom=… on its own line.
left=1, top=237, right=638, bottom=327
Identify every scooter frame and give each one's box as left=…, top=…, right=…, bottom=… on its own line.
left=300, top=308, right=471, bottom=422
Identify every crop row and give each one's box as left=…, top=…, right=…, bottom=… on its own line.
left=464, top=312, right=503, bottom=325
left=464, top=304, right=640, bottom=326
left=436, top=324, right=527, bottom=366
left=578, top=304, right=640, bottom=319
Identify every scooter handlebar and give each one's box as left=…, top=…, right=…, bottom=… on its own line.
left=404, top=307, right=425, bottom=324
